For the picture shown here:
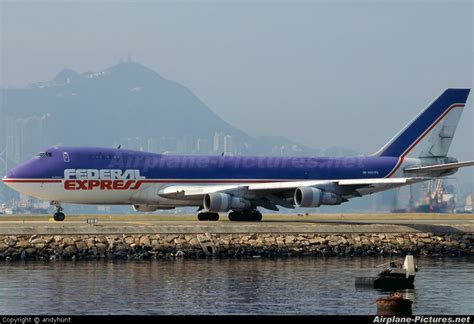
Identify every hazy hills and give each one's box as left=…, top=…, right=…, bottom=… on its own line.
left=1, top=61, right=352, bottom=157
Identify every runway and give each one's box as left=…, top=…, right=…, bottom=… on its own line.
left=0, top=214, right=472, bottom=235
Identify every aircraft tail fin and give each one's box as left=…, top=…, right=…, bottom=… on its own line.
left=373, top=88, right=470, bottom=158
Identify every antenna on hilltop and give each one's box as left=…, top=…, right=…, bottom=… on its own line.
left=127, top=52, right=132, bottom=63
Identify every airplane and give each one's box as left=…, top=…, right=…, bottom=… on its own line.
left=2, top=89, right=473, bottom=222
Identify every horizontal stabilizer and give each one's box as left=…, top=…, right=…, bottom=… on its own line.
left=404, top=161, right=474, bottom=175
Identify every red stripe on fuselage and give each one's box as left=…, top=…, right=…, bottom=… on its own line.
left=2, top=179, right=62, bottom=183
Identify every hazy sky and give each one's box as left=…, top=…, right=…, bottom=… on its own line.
left=1, top=1, right=472, bottom=161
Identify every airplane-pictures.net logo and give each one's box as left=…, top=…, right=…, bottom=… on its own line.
left=63, top=169, right=146, bottom=190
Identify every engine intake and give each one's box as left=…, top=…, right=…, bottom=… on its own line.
left=294, top=187, right=343, bottom=207
left=203, top=193, right=251, bottom=212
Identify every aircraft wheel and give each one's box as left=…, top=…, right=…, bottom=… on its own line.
left=229, top=211, right=262, bottom=222
left=53, top=212, right=65, bottom=222
left=252, top=211, right=263, bottom=222
left=228, top=211, right=241, bottom=221
left=197, top=212, right=220, bottom=221
left=198, top=213, right=209, bottom=221
left=208, top=213, right=219, bottom=221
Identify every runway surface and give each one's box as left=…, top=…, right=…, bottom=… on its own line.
left=0, top=214, right=472, bottom=235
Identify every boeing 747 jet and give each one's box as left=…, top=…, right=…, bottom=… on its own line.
left=3, top=89, right=473, bottom=221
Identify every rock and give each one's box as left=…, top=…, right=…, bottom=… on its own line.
left=64, top=245, right=78, bottom=255
left=16, top=240, right=30, bottom=249
left=43, top=236, right=54, bottom=243
left=337, top=238, right=348, bottom=245
left=328, top=240, right=338, bottom=247
left=6, top=237, right=17, bottom=247
left=96, top=243, right=107, bottom=253
left=285, top=236, right=296, bottom=243
left=30, top=238, right=44, bottom=245
left=35, top=243, right=45, bottom=250
left=62, top=237, right=75, bottom=246
left=396, top=238, right=405, bottom=245
left=309, top=237, right=327, bottom=245
left=95, top=236, right=108, bottom=244
left=0, top=243, right=8, bottom=252
left=124, top=236, right=135, bottom=245
left=139, top=236, right=151, bottom=246
left=85, top=239, right=96, bottom=249
left=165, top=235, right=179, bottom=243
left=24, top=248, right=37, bottom=255
left=75, top=241, right=87, bottom=251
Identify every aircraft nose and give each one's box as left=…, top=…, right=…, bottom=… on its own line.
left=4, top=165, right=23, bottom=179
left=3, top=162, right=33, bottom=181
left=3, top=170, right=14, bottom=188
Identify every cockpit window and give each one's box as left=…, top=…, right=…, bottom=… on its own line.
left=37, top=152, right=52, bottom=158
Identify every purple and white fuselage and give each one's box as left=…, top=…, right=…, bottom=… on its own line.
left=3, top=89, right=473, bottom=221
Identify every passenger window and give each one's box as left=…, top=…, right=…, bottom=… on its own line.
left=63, top=152, right=70, bottom=162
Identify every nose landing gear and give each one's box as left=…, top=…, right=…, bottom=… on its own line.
left=51, top=202, right=66, bottom=222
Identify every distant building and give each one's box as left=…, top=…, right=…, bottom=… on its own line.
left=213, top=133, right=221, bottom=152
left=159, top=137, right=178, bottom=153
left=6, top=135, right=20, bottom=164
left=224, top=135, right=232, bottom=155
left=147, top=138, right=159, bottom=153
left=196, top=138, right=210, bottom=154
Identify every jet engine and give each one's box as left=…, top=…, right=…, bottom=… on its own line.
left=294, top=187, right=343, bottom=208
left=203, top=193, right=251, bottom=212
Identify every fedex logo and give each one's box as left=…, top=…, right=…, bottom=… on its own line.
left=63, top=169, right=146, bottom=190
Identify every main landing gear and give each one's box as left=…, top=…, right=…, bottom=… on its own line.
left=228, top=210, right=263, bottom=222
left=196, top=210, right=263, bottom=222
left=51, top=203, right=65, bottom=222
left=197, top=212, right=220, bottom=221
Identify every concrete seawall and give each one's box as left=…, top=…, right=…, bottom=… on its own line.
left=0, top=232, right=472, bottom=261
left=1, top=214, right=472, bottom=260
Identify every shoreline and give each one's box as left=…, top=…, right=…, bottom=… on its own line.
left=1, top=232, right=472, bottom=261
left=1, top=213, right=472, bottom=261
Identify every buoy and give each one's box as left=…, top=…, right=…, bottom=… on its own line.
left=376, top=292, right=413, bottom=315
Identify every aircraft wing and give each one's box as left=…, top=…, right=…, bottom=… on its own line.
left=158, top=177, right=428, bottom=210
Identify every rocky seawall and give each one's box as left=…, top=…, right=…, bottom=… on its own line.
left=0, top=233, right=472, bottom=261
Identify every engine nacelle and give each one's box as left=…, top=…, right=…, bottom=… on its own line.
left=294, top=187, right=343, bottom=208
left=203, top=193, right=251, bottom=212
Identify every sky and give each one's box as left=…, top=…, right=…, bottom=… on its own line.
left=1, top=0, right=472, bottom=163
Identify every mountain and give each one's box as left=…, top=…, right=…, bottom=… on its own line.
left=1, top=61, right=319, bottom=159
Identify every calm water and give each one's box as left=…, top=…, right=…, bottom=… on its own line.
left=0, top=257, right=472, bottom=315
